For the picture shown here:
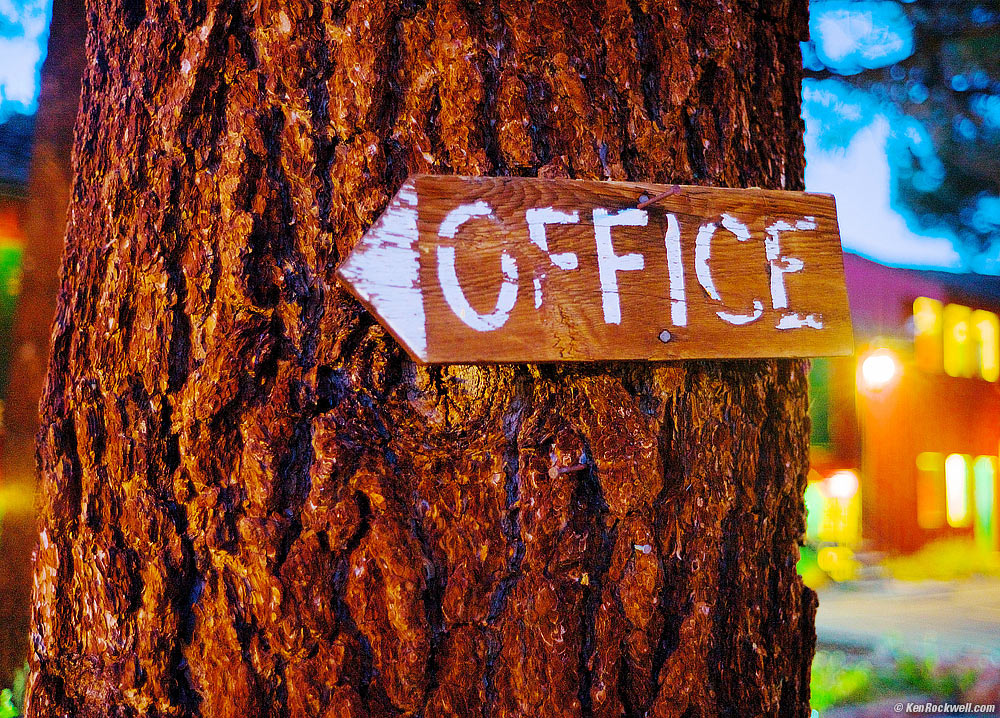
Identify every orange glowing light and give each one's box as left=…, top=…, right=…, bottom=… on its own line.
left=916, top=452, right=946, bottom=529
left=913, top=297, right=943, bottom=372
left=859, top=348, right=899, bottom=391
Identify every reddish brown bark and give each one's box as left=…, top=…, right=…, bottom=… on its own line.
left=28, top=1, right=816, bottom=716
left=0, top=0, right=86, bottom=687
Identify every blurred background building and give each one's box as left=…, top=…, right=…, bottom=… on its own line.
left=0, top=0, right=998, bottom=713
left=790, top=7, right=1000, bottom=708
left=797, top=2, right=1000, bottom=587
left=0, top=116, right=31, bottom=406
left=805, top=255, right=999, bottom=557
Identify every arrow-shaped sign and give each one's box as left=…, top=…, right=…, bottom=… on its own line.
left=337, top=175, right=853, bottom=364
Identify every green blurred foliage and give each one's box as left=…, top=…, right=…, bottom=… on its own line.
left=0, top=692, right=15, bottom=718
left=811, top=650, right=875, bottom=711
left=888, top=653, right=979, bottom=697
left=0, top=663, right=26, bottom=718
left=797, top=543, right=831, bottom=589
left=811, top=649, right=981, bottom=712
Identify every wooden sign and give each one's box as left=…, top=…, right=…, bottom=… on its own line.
left=336, top=175, right=853, bottom=363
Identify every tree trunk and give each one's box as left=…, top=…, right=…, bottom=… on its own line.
left=0, top=0, right=86, bottom=687
left=28, top=1, right=815, bottom=716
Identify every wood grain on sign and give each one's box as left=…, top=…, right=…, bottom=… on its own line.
left=337, top=175, right=853, bottom=363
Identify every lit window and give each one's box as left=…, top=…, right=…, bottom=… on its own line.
left=943, top=304, right=973, bottom=378
left=944, top=454, right=972, bottom=528
left=972, top=310, right=999, bottom=382
left=913, top=297, right=942, bottom=372
left=973, top=456, right=997, bottom=552
left=916, top=452, right=945, bottom=529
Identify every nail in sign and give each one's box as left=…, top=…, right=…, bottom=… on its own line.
left=336, top=175, right=853, bottom=363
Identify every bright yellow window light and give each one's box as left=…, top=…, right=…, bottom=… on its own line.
left=972, top=310, right=999, bottom=382
left=944, top=453, right=972, bottom=528
left=943, top=304, right=973, bottom=378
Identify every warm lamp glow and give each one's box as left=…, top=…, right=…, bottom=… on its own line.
left=859, top=349, right=899, bottom=391
left=825, top=470, right=859, bottom=500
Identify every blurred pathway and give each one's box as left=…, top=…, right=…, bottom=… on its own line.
left=816, top=577, right=1000, bottom=658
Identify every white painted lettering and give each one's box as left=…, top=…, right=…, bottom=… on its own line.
left=766, top=216, right=823, bottom=329
left=527, top=207, right=580, bottom=270
left=695, top=213, right=763, bottom=325
left=719, top=301, right=764, bottom=325
left=663, top=213, right=687, bottom=327
left=695, top=222, right=721, bottom=300
left=437, top=202, right=519, bottom=332
left=593, top=208, right=647, bottom=324
left=777, top=313, right=823, bottom=329
left=526, top=207, right=579, bottom=309
left=439, top=200, right=493, bottom=239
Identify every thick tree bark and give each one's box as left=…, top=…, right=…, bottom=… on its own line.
left=0, top=0, right=86, bottom=687
left=28, top=1, right=815, bottom=716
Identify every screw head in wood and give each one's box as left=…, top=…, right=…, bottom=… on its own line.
left=658, top=329, right=672, bottom=343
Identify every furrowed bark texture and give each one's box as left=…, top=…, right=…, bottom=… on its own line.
left=28, top=1, right=816, bottom=716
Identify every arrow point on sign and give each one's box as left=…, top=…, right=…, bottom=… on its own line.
left=336, top=178, right=429, bottom=362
